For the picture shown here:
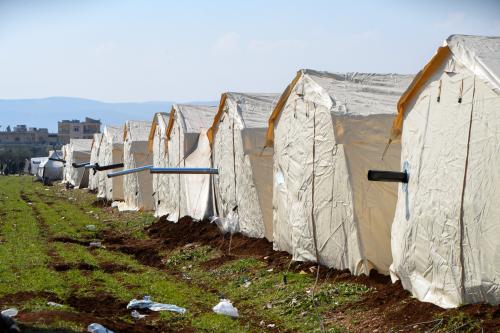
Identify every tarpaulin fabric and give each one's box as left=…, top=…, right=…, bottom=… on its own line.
left=392, top=34, right=500, bottom=139
left=88, top=133, right=103, bottom=191
left=271, top=69, right=413, bottom=275
left=211, top=93, right=279, bottom=240
left=66, top=139, right=92, bottom=188
left=149, top=113, right=171, bottom=217
left=37, top=150, right=64, bottom=181
left=97, top=126, right=124, bottom=201
left=154, top=105, right=217, bottom=221
left=119, top=121, right=154, bottom=212
left=391, top=35, right=500, bottom=308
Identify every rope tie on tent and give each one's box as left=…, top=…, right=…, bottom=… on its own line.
left=458, top=75, right=475, bottom=301
left=437, top=79, right=442, bottom=103
left=309, top=102, right=326, bottom=333
left=458, top=79, right=464, bottom=103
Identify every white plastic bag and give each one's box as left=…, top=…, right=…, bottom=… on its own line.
left=210, top=210, right=239, bottom=235
left=87, top=323, right=114, bottom=333
left=213, top=299, right=239, bottom=318
left=127, top=296, right=186, bottom=314
left=1, top=308, right=18, bottom=317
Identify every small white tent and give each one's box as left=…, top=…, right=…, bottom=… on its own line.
left=97, top=125, right=124, bottom=202
left=36, top=150, right=64, bottom=182
left=29, top=157, right=46, bottom=176
left=208, top=93, right=279, bottom=240
left=267, top=69, right=413, bottom=275
left=66, top=139, right=92, bottom=188
left=148, top=113, right=170, bottom=217
left=88, top=133, right=103, bottom=191
left=390, top=35, right=500, bottom=308
left=119, top=120, right=154, bottom=211
left=151, top=104, right=217, bottom=221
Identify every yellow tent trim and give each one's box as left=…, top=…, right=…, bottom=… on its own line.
left=265, top=71, right=302, bottom=147
left=207, top=93, right=228, bottom=145
left=147, top=112, right=169, bottom=153
left=165, top=106, right=176, bottom=143
left=123, top=123, right=128, bottom=142
left=391, top=45, right=451, bottom=140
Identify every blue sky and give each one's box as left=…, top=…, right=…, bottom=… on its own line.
left=0, top=0, right=499, bottom=102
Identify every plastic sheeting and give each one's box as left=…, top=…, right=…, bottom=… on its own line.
left=29, top=157, right=46, bottom=176
left=211, top=93, right=279, bottom=240
left=120, top=121, right=154, bottom=212
left=159, top=104, right=216, bottom=221
left=391, top=35, right=500, bottom=308
left=66, top=139, right=92, bottom=188
left=37, top=150, right=64, bottom=182
left=88, top=133, right=103, bottom=191
left=97, top=126, right=124, bottom=201
left=271, top=69, right=413, bottom=275
left=149, top=113, right=170, bottom=217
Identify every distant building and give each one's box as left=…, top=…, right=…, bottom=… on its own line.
left=0, top=125, right=51, bottom=144
left=58, top=117, right=101, bottom=144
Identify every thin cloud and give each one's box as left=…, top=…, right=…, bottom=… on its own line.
left=212, top=32, right=241, bottom=54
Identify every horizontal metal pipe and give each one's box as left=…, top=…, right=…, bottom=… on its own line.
left=72, top=162, right=91, bottom=168
left=367, top=170, right=408, bottom=183
left=49, top=158, right=66, bottom=163
left=84, top=163, right=98, bottom=169
left=94, top=163, right=124, bottom=171
left=150, top=167, right=219, bottom=175
left=107, top=165, right=153, bottom=178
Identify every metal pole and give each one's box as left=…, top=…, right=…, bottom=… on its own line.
left=107, top=165, right=153, bottom=178
left=94, top=163, right=124, bottom=171
left=150, top=167, right=218, bottom=175
left=72, top=162, right=90, bottom=168
left=367, top=170, right=408, bottom=183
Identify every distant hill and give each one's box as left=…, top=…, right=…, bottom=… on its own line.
left=0, top=97, right=217, bottom=132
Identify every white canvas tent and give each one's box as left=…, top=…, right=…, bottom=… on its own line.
left=29, top=157, right=46, bottom=176
left=119, top=120, right=154, bottom=212
left=208, top=92, right=279, bottom=240
left=149, top=104, right=216, bottom=221
left=36, top=150, right=64, bottom=182
left=88, top=133, right=103, bottom=191
left=267, top=69, right=414, bottom=275
left=389, top=35, right=500, bottom=308
left=66, top=139, right=92, bottom=188
left=97, top=125, right=124, bottom=202
left=148, top=113, right=170, bottom=217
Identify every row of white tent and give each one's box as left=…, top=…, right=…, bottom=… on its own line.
left=40, top=35, right=499, bottom=309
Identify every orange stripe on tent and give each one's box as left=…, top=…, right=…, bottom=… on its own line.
left=265, top=71, right=302, bottom=147
left=207, top=93, right=228, bottom=145
left=391, top=45, right=451, bottom=140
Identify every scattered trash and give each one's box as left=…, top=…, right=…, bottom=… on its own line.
left=61, top=216, right=66, bottom=220
left=89, top=241, right=102, bottom=248
left=267, top=323, right=276, bottom=328
left=266, top=302, right=273, bottom=309
left=87, top=323, right=114, bottom=333
left=127, top=296, right=186, bottom=314
left=44, top=188, right=49, bottom=191
left=85, top=225, right=97, bottom=231
left=267, top=268, right=273, bottom=272
left=87, top=211, right=94, bottom=214
left=213, top=299, right=239, bottom=318
left=242, top=277, right=251, bottom=288
left=1, top=308, right=18, bottom=317
left=47, top=301, right=64, bottom=307
left=27, top=202, right=33, bottom=205
left=210, top=210, right=239, bottom=234
left=259, top=320, right=265, bottom=327
left=131, top=310, right=147, bottom=319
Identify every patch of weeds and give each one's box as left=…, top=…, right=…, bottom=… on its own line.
left=191, top=313, right=250, bottom=333
left=435, top=312, right=482, bottom=332
left=53, top=243, right=99, bottom=267
left=165, top=245, right=212, bottom=268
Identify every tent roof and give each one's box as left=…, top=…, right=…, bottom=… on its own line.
left=124, top=120, right=151, bottom=142
left=208, top=92, right=280, bottom=143
left=391, top=34, right=500, bottom=139
left=103, top=125, right=124, bottom=144
left=266, top=69, right=413, bottom=146
left=91, top=133, right=103, bottom=149
left=166, top=104, right=217, bottom=141
left=147, top=112, right=170, bottom=152
left=70, top=139, right=92, bottom=152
